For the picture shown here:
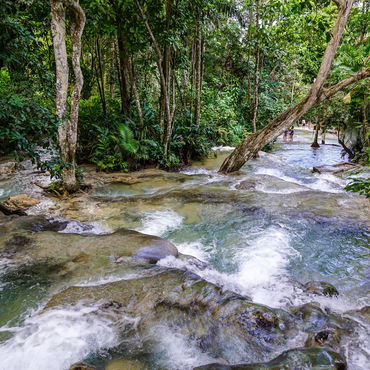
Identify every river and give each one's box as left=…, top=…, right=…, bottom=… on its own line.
left=0, top=129, right=369, bottom=369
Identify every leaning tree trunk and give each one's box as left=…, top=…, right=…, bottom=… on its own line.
left=50, top=0, right=85, bottom=190
left=219, top=0, right=366, bottom=173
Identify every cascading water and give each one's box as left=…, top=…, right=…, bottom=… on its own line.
left=0, top=129, right=369, bottom=369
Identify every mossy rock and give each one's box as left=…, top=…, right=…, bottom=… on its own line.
left=303, top=281, right=339, bottom=297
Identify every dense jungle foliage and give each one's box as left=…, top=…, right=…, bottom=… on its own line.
left=0, top=0, right=369, bottom=175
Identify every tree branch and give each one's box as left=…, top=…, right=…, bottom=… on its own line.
left=319, top=67, right=370, bottom=103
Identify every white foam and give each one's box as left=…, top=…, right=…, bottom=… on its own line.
left=176, top=241, right=208, bottom=261
left=254, top=167, right=344, bottom=194
left=211, top=146, right=235, bottom=152
left=236, top=227, right=300, bottom=286
left=254, top=183, right=307, bottom=194
left=0, top=305, right=121, bottom=370
left=180, top=167, right=216, bottom=175
left=160, top=227, right=302, bottom=308
left=135, top=209, right=184, bottom=237
left=148, top=324, right=215, bottom=370
left=60, top=220, right=110, bottom=235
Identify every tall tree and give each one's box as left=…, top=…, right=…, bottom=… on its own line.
left=50, top=0, right=85, bottom=190
left=219, top=0, right=369, bottom=173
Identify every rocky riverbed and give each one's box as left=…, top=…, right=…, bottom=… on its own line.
left=0, top=130, right=369, bottom=369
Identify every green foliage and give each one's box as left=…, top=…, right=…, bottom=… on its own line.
left=0, top=70, right=58, bottom=163
left=2, top=0, right=368, bottom=175
left=112, top=123, right=139, bottom=159
left=345, top=172, right=370, bottom=198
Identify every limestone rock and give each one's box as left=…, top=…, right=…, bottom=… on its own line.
left=0, top=162, right=16, bottom=177
left=0, top=194, right=39, bottom=215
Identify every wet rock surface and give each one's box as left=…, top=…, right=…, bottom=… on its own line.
left=69, top=362, right=97, bottom=370
left=0, top=194, right=39, bottom=215
left=0, top=216, right=178, bottom=276
left=194, top=347, right=347, bottom=369
left=303, top=281, right=339, bottom=297
left=45, top=269, right=295, bottom=361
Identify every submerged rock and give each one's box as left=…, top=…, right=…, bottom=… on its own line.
left=0, top=194, right=39, bottom=215
left=105, top=359, right=145, bottom=370
left=194, top=347, right=347, bottom=369
left=304, top=327, right=342, bottom=349
left=303, top=281, right=339, bottom=297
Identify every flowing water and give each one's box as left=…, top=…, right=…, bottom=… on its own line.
left=0, top=129, right=369, bottom=369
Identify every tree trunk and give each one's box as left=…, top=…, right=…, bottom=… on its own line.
left=136, top=0, right=175, bottom=159
left=219, top=0, right=366, bottom=173
left=109, top=40, right=115, bottom=98
left=116, top=21, right=132, bottom=117
left=50, top=0, right=85, bottom=191
left=95, top=35, right=107, bottom=116
left=251, top=0, right=261, bottom=133
left=194, top=13, right=202, bottom=126
left=321, top=131, right=326, bottom=144
left=129, top=56, right=144, bottom=129
left=311, top=123, right=320, bottom=148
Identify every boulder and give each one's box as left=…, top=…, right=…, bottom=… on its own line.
left=194, top=347, right=347, bottom=369
left=133, top=239, right=178, bottom=262
left=303, top=281, right=339, bottom=297
left=0, top=194, right=39, bottom=215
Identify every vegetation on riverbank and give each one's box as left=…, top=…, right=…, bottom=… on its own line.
left=0, top=0, right=369, bottom=187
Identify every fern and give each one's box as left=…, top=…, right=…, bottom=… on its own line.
left=111, top=123, right=139, bottom=158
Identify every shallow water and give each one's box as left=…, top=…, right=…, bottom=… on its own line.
left=0, top=130, right=369, bottom=369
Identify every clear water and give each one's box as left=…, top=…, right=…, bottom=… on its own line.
left=0, top=130, right=369, bottom=369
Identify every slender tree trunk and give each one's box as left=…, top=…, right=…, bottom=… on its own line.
left=116, top=22, right=132, bottom=117
left=95, top=35, right=107, bottom=116
left=129, top=56, right=144, bottom=129
left=251, top=0, right=261, bottom=133
left=136, top=0, right=175, bottom=158
left=50, top=0, right=85, bottom=191
left=190, top=36, right=196, bottom=124
left=219, top=0, right=365, bottom=173
left=311, top=107, right=321, bottom=148
left=246, top=0, right=253, bottom=113
left=321, top=130, right=326, bottom=144
left=109, top=40, right=115, bottom=98
left=194, top=12, right=202, bottom=126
